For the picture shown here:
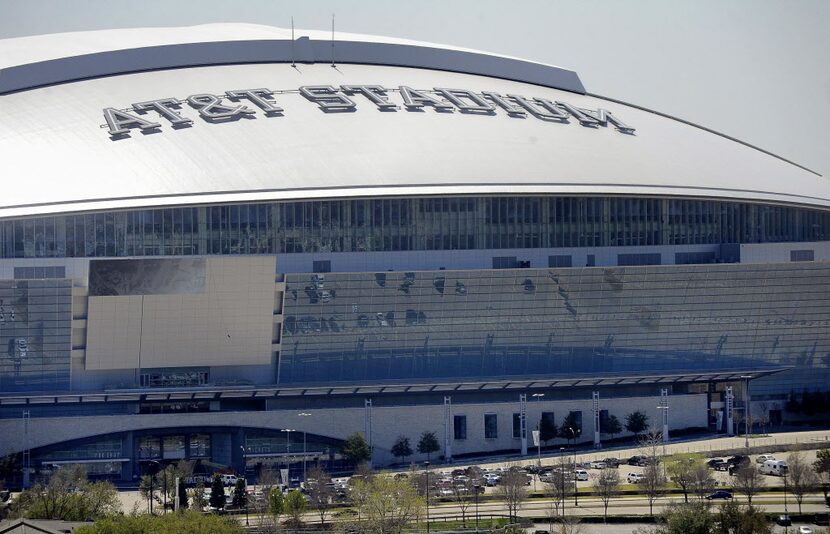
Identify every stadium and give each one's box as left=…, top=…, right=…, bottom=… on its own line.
left=0, top=23, right=828, bottom=486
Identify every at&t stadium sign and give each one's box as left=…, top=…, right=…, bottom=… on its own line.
left=102, top=85, right=635, bottom=139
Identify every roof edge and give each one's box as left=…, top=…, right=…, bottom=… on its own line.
left=0, top=37, right=585, bottom=95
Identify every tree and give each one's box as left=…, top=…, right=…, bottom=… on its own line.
left=306, top=465, right=333, bottom=526
left=639, top=431, right=666, bottom=516
left=391, top=436, right=413, bottom=464
left=602, top=414, right=623, bottom=441
left=690, top=464, right=716, bottom=501
left=496, top=468, right=529, bottom=522
left=450, top=477, right=477, bottom=527
left=231, top=478, right=247, bottom=509
left=543, top=454, right=573, bottom=528
left=138, top=474, right=156, bottom=514
left=787, top=450, right=818, bottom=513
left=10, top=464, right=120, bottom=521
left=74, top=510, right=243, bottom=534
left=558, top=412, right=582, bottom=444
left=417, top=431, right=440, bottom=462
left=592, top=468, right=620, bottom=523
left=284, top=489, right=307, bottom=526
left=666, top=454, right=705, bottom=503
left=268, top=486, right=284, bottom=517
left=352, top=476, right=423, bottom=534
left=209, top=474, right=226, bottom=510
left=814, top=448, right=830, bottom=501
left=177, top=479, right=189, bottom=511
left=342, top=432, right=372, bottom=465
left=732, top=464, right=765, bottom=504
left=650, top=501, right=714, bottom=534
left=625, top=411, right=650, bottom=441
left=539, top=415, right=558, bottom=445
left=714, top=501, right=772, bottom=534
left=192, top=481, right=208, bottom=512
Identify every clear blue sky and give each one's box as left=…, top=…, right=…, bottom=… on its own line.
left=3, top=0, right=829, bottom=176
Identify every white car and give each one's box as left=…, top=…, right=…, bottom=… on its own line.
left=756, top=454, right=776, bottom=464
left=627, top=472, right=645, bottom=483
left=589, top=461, right=607, bottom=469
left=798, top=527, right=813, bottom=534
left=573, top=469, right=589, bottom=481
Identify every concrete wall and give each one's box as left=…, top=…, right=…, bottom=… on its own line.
left=0, top=392, right=707, bottom=465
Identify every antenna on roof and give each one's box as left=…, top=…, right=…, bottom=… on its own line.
left=331, top=14, right=336, bottom=67
left=290, top=16, right=296, bottom=67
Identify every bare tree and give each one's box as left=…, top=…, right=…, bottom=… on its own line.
left=787, top=450, right=818, bottom=513
left=666, top=454, right=705, bottom=503
left=355, top=476, right=424, bottom=534
left=496, top=469, right=529, bottom=522
left=690, top=463, right=716, bottom=501
left=732, top=464, right=765, bottom=504
left=450, top=477, right=477, bottom=527
left=306, top=465, right=334, bottom=526
left=639, top=431, right=666, bottom=516
left=592, top=468, right=620, bottom=523
left=543, top=457, right=572, bottom=532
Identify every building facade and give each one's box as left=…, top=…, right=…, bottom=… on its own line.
left=0, top=23, right=828, bottom=485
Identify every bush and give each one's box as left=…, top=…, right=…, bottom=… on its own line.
left=75, top=510, right=243, bottom=534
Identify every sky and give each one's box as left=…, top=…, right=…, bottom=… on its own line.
left=2, top=0, right=829, bottom=177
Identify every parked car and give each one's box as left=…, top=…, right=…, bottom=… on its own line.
left=705, top=490, right=733, bottom=500
left=726, top=455, right=750, bottom=468
left=776, top=515, right=792, bottom=526
left=589, top=461, right=608, bottom=470
left=756, top=454, right=776, bottom=464
left=628, top=455, right=645, bottom=466
left=573, top=469, right=589, bottom=481
left=627, top=472, right=645, bottom=483
left=603, top=457, right=621, bottom=468
left=798, top=526, right=813, bottom=534
left=221, top=474, right=239, bottom=487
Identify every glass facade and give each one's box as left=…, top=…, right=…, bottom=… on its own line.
left=1, top=196, right=828, bottom=258
left=280, top=262, right=830, bottom=397
left=0, top=278, right=72, bottom=392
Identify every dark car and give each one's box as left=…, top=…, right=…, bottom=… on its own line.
left=776, top=515, right=792, bottom=526
left=628, top=455, right=645, bottom=466
left=705, top=490, right=733, bottom=500
left=603, top=457, right=621, bottom=468
left=726, top=455, right=750, bottom=468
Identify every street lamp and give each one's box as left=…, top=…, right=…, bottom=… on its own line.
left=424, top=461, right=431, bottom=534
left=559, top=447, right=566, bottom=520
left=783, top=473, right=790, bottom=534
left=143, top=459, right=165, bottom=515
left=239, top=446, right=249, bottom=526
left=473, top=483, right=481, bottom=532
left=298, top=412, right=311, bottom=483
left=740, top=375, right=752, bottom=450
left=531, top=393, right=545, bottom=467
left=567, top=427, right=578, bottom=506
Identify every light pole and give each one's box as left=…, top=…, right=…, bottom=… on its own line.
left=783, top=473, right=789, bottom=534
left=239, top=446, right=249, bottom=527
left=559, top=447, right=566, bottom=520
left=532, top=393, right=545, bottom=467
left=473, top=483, right=481, bottom=532
left=298, top=412, right=311, bottom=483
left=425, top=461, right=431, bottom=534
left=144, top=459, right=165, bottom=515
left=285, top=428, right=295, bottom=488
left=568, top=427, right=578, bottom=506
left=740, top=375, right=752, bottom=449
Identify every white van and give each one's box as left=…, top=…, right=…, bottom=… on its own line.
left=221, top=474, right=239, bottom=486
left=760, top=460, right=788, bottom=476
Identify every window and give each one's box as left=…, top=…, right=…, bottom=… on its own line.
left=618, top=253, right=661, bottom=266
left=790, top=250, right=814, bottom=262
left=453, top=415, right=467, bottom=440
left=484, top=413, right=498, bottom=439
left=675, top=251, right=716, bottom=265
left=493, top=256, right=517, bottom=269
left=586, top=254, right=595, bottom=267
left=313, top=260, right=332, bottom=273
left=512, top=412, right=526, bottom=439
left=548, top=255, right=572, bottom=268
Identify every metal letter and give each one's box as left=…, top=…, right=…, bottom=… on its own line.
left=507, top=94, right=568, bottom=121
left=225, top=89, right=284, bottom=114
left=556, top=101, right=601, bottom=127
left=340, top=85, right=397, bottom=110
left=300, top=85, right=356, bottom=111
left=433, top=88, right=494, bottom=113
left=481, top=91, right=526, bottom=116
left=186, top=94, right=255, bottom=120
left=399, top=86, right=454, bottom=111
left=131, top=98, right=192, bottom=127
left=579, top=108, right=635, bottom=132
left=103, top=107, right=161, bottom=136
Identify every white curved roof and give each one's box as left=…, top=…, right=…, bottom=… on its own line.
left=0, top=24, right=827, bottom=219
